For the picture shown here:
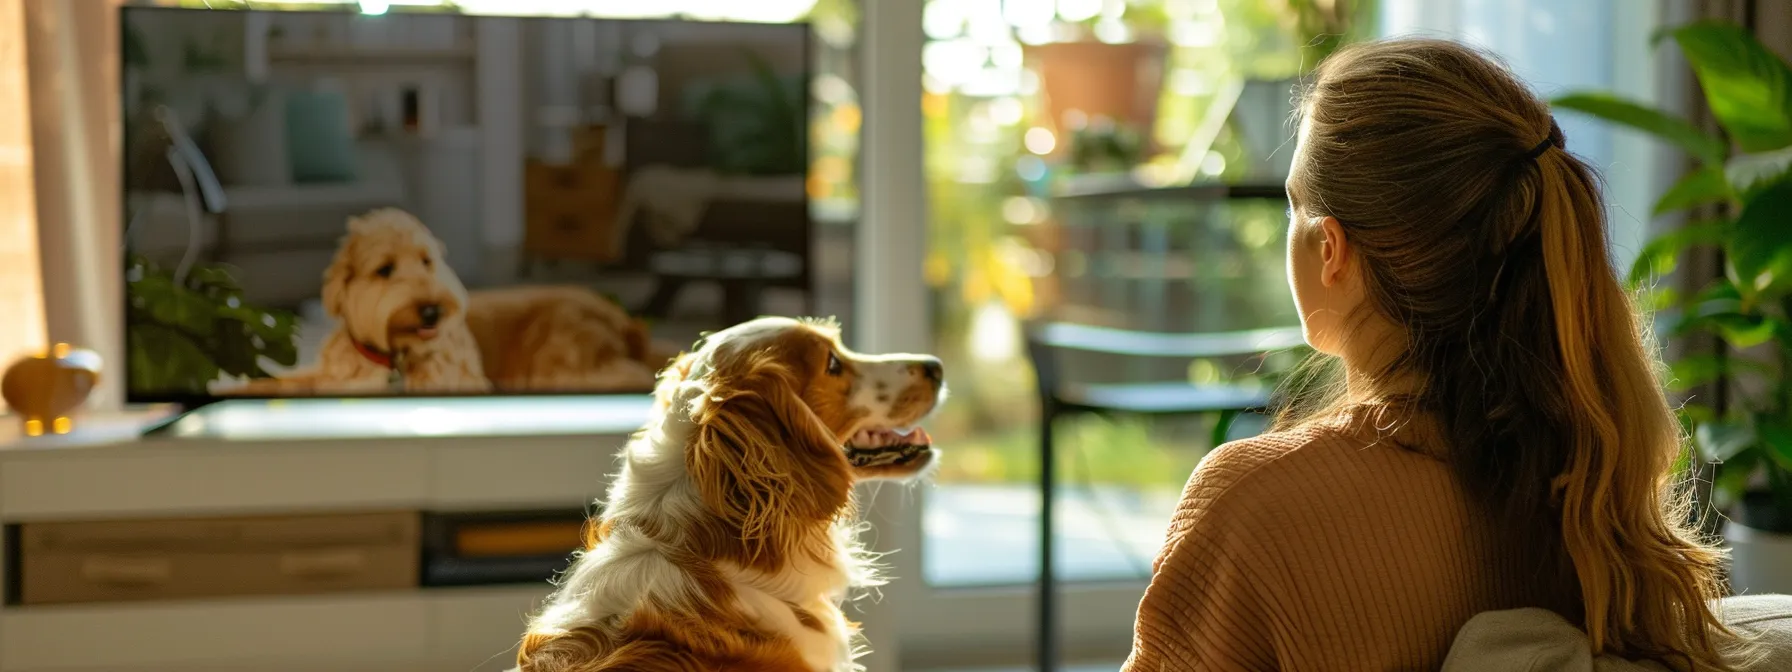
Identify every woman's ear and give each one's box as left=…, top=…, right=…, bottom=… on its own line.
left=1317, top=215, right=1352, bottom=287
left=685, top=368, right=850, bottom=568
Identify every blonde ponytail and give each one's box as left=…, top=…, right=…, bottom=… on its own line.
left=1533, top=142, right=1732, bottom=668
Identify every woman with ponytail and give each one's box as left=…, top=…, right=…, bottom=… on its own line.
left=1124, top=38, right=1738, bottom=670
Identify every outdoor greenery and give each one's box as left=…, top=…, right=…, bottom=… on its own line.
left=1555, top=21, right=1792, bottom=533
left=923, top=0, right=1371, bottom=488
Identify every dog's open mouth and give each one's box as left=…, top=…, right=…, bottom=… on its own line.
left=845, top=427, right=933, bottom=467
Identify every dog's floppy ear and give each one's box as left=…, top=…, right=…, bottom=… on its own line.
left=652, top=352, right=699, bottom=411
left=320, top=233, right=356, bottom=318
left=685, top=352, right=851, bottom=569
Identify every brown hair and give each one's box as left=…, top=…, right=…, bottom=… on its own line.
left=1283, top=38, right=1733, bottom=669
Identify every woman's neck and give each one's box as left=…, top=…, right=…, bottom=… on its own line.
left=1339, top=314, right=1414, bottom=403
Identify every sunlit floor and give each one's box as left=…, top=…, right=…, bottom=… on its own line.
left=924, top=483, right=1180, bottom=586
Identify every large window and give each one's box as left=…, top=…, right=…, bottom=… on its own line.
left=919, top=0, right=1354, bottom=589
left=919, top=0, right=1671, bottom=595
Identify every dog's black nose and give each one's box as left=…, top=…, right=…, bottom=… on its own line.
left=418, top=304, right=441, bottom=327
left=917, top=357, right=943, bottom=382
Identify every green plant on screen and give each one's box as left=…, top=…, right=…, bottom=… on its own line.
left=126, top=255, right=302, bottom=395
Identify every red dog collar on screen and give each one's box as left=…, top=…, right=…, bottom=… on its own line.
left=353, top=340, right=394, bottom=369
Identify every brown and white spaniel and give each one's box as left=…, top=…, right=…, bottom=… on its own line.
left=516, top=317, right=945, bottom=672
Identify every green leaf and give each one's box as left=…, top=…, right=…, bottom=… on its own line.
left=1680, top=404, right=1719, bottom=429
left=216, top=302, right=297, bottom=340
left=1653, top=168, right=1734, bottom=216
left=128, top=322, right=220, bottom=394
left=1212, top=408, right=1240, bottom=447
left=1696, top=419, right=1757, bottom=462
left=1766, top=464, right=1792, bottom=528
left=1640, top=285, right=1679, bottom=312
left=1726, top=179, right=1792, bottom=299
left=1667, top=352, right=1773, bottom=391
left=1668, top=22, right=1792, bottom=152
left=1758, top=418, right=1792, bottom=470
left=1551, top=92, right=1729, bottom=165
left=128, top=328, right=160, bottom=393
left=1712, top=314, right=1778, bottom=348
left=1712, top=449, right=1761, bottom=511
left=1669, top=354, right=1727, bottom=391
left=1726, top=146, right=1792, bottom=196
left=1695, top=277, right=1744, bottom=305
left=1626, top=219, right=1732, bottom=288
left=129, top=274, right=217, bottom=337
left=1674, top=311, right=1781, bottom=348
left=184, top=265, right=243, bottom=293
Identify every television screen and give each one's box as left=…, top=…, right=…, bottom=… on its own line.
left=120, top=7, right=813, bottom=402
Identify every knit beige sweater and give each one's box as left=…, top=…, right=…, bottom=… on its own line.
left=1123, top=416, right=1564, bottom=671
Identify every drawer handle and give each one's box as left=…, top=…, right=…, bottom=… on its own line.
left=81, top=556, right=172, bottom=586
left=279, top=549, right=368, bottom=578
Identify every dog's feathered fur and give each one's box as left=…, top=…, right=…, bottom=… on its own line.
left=516, top=317, right=943, bottom=671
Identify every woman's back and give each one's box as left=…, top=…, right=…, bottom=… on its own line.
left=1126, top=416, right=1572, bottom=670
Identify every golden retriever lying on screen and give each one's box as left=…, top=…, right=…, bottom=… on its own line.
left=221, top=208, right=665, bottom=396
left=515, top=317, right=946, bottom=671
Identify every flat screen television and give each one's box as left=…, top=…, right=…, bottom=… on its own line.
left=120, top=6, right=812, bottom=404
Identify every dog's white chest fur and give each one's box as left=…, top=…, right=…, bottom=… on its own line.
left=724, top=561, right=859, bottom=672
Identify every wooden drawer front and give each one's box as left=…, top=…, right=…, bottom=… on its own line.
left=523, top=161, right=622, bottom=261
left=18, top=511, right=419, bottom=605
left=523, top=207, right=616, bottom=257
left=525, top=161, right=619, bottom=202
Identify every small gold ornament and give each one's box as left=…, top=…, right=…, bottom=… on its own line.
left=2, top=344, right=102, bottom=436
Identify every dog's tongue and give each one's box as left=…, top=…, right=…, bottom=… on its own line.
left=415, top=327, right=438, bottom=340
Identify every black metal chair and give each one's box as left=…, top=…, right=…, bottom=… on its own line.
left=1023, top=321, right=1304, bottom=671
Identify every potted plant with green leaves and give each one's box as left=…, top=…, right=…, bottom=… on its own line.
left=1552, top=21, right=1792, bottom=593
left=126, top=254, right=302, bottom=397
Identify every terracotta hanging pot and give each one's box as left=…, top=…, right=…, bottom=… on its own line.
left=1024, top=40, right=1168, bottom=158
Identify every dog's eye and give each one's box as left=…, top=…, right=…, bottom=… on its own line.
left=421, top=255, right=432, bottom=268
left=826, top=352, right=843, bottom=376
left=375, top=263, right=395, bottom=279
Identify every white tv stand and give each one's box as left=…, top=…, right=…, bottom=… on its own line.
left=0, top=397, right=653, bottom=672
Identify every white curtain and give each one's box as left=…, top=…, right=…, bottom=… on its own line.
left=20, top=0, right=125, bottom=410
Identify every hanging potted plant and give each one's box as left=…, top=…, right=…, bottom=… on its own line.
left=1019, top=2, right=1172, bottom=171
left=1553, top=21, right=1792, bottom=593
left=1026, top=39, right=1167, bottom=170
